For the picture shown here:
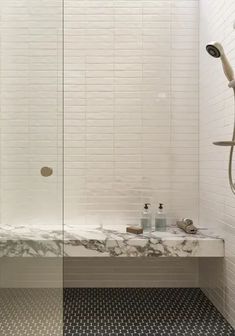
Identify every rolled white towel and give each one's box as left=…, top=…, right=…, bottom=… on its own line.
left=177, top=218, right=198, bottom=234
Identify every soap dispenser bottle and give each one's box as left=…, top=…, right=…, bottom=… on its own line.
left=141, top=203, right=152, bottom=233
left=155, top=203, right=167, bottom=232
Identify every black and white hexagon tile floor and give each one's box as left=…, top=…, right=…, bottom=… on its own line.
left=64, top=288, right=235, bottom=336
left=0, top=288, right=234, bottom=335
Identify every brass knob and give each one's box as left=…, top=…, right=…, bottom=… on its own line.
left=41, top=167, right=53, bottom=177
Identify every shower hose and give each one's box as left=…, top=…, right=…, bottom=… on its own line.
left=228, top=88, right=235, bottom=194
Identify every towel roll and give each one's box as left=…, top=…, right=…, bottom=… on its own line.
left=177, top=218, right=198, bottom=234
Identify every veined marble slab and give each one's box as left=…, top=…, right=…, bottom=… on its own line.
left=0, top=224, right=224, bottom=258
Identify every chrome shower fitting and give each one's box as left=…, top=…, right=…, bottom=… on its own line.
left=41, top=167, right=53, bottom=177
left=206, top=41, right=235, bottom=195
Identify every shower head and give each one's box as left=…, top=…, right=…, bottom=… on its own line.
left=206, top=42, right=224, bottom=58
left=206, top=41, right=234, bottom=82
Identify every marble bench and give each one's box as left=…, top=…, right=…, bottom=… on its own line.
left=0, top=224, right=224, bottom=258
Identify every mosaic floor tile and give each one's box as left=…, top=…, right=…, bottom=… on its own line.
left=0, top=288, right=63, bottom=336
left=64, top=288, right=235, bottom=336
left=0, top=288, right=234, bottom=335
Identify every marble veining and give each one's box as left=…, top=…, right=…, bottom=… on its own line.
left=0, top=224, right=224, bottom=258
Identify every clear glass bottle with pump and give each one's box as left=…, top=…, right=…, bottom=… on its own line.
left=155, top=203, right=167, bottom=232
left=141, top=203, right=152, bottom=233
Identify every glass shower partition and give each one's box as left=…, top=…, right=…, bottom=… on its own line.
left=0, top=0, right=64, bottom=335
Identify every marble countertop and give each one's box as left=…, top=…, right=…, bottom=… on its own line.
left=0, top=224, right=224, bottom=258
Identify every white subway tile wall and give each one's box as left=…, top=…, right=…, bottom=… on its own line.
left=64, top=0, right=199, bottom=227
left=0, top=0, right=199, bottom=288
left=0, top=258, right=199, bottom=288
left=0, top=0, right=63, bottom=226
left=199, top=0, right=235, bottom=328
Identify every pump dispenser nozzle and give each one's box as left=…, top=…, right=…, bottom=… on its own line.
left=144, top=203, right=150, bottom=209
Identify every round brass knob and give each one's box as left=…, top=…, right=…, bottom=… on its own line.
left=41, top=167, right=53, bottom=177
